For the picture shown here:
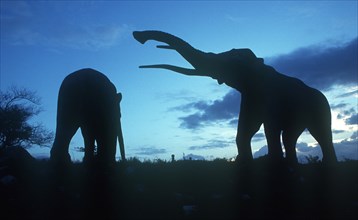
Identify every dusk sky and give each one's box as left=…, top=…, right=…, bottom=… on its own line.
left=1, top=1, right=357, bottom=162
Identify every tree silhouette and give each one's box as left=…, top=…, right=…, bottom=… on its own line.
left=0, top=86, right=53, bottom=149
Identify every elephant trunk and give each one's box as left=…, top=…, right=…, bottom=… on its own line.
left=133, top=31, right=215, bottom=76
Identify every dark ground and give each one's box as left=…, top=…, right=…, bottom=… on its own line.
left=1, top=153, right=357, bottom=220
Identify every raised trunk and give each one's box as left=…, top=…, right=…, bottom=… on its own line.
left=133, top=31, right=214, bottom=75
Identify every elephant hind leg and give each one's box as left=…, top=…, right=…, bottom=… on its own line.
left=308, top=123, right=337, bottom=164
left=282, top=127, right=304, bottom=164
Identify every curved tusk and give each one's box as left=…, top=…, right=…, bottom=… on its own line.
left=139, top=64, right=205, bottom=76
left=156, top=45, right=174, bottom=50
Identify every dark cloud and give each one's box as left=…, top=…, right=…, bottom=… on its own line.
left=252, top=133, right=266, bottom=142
left=335, top=90, right=358, bottom=98
left=346, top=113, right=358, bottom=125
left=296, top=142, right=317, bottom=153
left=336, top=107, right=356, bottom=124
left=188, top=140, right=233, bottom=151
left=333, top=132, right=358, bottom=160
left=267, top=37, right=358, bottom=90
left=135, top=147, right=167, bottom=156
left=332, top=129, right=346, bottom=134
left=178, top=90, right=240, bottom=129
left=253, top=145, right=268, bottom=158
left=183, top=153, right=205, bottom=160
left=331, top=103, right=348, bottom=110
left=228, top=118, right=238, bottom=127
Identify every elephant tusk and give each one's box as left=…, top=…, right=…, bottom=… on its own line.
left=156, top=45, right=174, bottom=50
left=139, top=64, right=206, bottom=76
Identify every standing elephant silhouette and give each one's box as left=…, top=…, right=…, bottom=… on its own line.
left=50, top=68, right=125, bottom=166
left=133, top=30, right=337, bottom=164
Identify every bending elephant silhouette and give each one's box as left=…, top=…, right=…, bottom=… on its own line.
left=133, top=30, right=337, bottom=164
left=50, top=68, right=125, bottom=166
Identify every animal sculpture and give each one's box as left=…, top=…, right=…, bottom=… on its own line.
left=50, top=68, right=125, bottom=165
left=133, top=30, right=337, bottom=164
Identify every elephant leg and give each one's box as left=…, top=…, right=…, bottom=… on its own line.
left=282, top=127, right=304, bottom=164
left=235, top=96, right=262, bottom=163
left=51, top=118, right=79, bottom=164
left=81, top=125, right=96, bottom=163
left=307, top=89, right=337, bottom=164
left=96, top=127, right=117, bottom=166
left=264, top=124, right=283, bottom=161
left=308, top=122, right=337, bottom=164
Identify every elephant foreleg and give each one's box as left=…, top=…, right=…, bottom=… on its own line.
left=235, top=96, right=263, bottom=163
left=81, top=126, right=96, bottom=164
left=264, top=124, right=284, bottom=161
left=96, top=128, right=117, bottom=166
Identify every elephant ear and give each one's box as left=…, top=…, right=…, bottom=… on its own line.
left=116, top=93, right=122, bottom=103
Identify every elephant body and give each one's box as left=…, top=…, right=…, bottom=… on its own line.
left=50, top=68, right=125, bottom=165
left=233, top=64, right=336, bottom=163
left=134, top=30, right=337, bottom=164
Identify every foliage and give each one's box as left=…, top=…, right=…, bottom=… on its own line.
left=0, top=86, right=53, bottom=149
left=305, top=155, right=320, bottom=164
left=2, top=158, right=357, bottom=219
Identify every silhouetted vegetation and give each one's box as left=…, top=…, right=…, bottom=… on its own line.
left=1, top=156, right=357, bottom=219
left=0, top=86, right=53, bottom=149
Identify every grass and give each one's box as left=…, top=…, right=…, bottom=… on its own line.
left=1, top=157, right=357, bottom=219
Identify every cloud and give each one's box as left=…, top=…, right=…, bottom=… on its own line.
left=335, top=107, right=357, bottom=125
left=333, top=132, right=358, bottom=160
left=331, top=103, right=348, bottom=110
left=253, top=145, right=268, bottom=158
left=183, top=153, right=205, bottom=160
left=44, top=23, right=129, bottom=51
left=337, top=107, right=356, bottom=119
left=267, top=37, right=358, bottom=90
left=252, top=133, right=266, bottom=142
left=188, top=139, right=233, bottom=151
left=335, top=89, right=358, bottom=98
left=345, top=113, right=358, bottom=125
left=1, top=1, right=130, bottom=51
left=332, top=129, right=346, bottom=134
left=135, top=146, right=167, bottom=156
left=177, top=90, right=240, bottom=129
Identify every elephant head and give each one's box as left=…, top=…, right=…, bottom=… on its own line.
left=133, top=30, right=265, bottom=92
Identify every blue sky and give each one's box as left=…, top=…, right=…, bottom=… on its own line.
left=1, top=1, right=357, bottom=162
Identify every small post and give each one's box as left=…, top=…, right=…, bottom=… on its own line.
left=171, top=154, right=175, bottom=162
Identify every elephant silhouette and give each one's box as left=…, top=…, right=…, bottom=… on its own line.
left=50, top=68, right=125, bottom=166
left=133, top=30, right=337, bottom=164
